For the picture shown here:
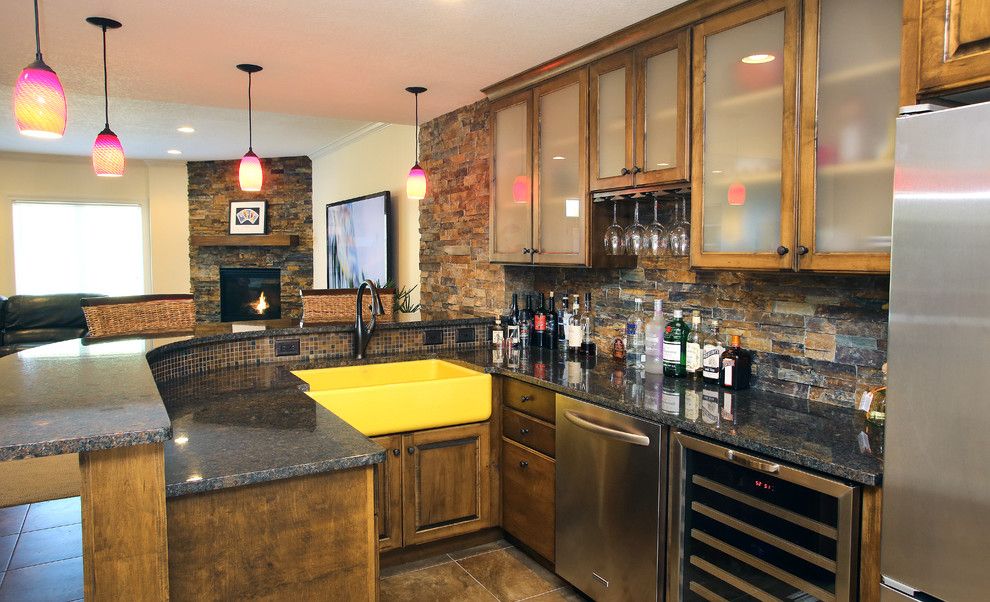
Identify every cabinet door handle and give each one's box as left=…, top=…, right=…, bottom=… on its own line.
left=522, top=247, right=531, bottom=255
left=797, top=245, right=809, bottom=256
left=520, top=395, right=531, bottom=402
left=519, top=460, right=529, bottom=468
left=392, top=448, right=401, bottom=457
left=520, top=428, right=530, bottom=435
left=620, top=167, right=630, bottom=175
left=407, top=446, right=415, bottom=455
left=531, top=249, right=540, bottom=255
left=631, top=166, right=642, bottom=174
left=776, top=246, right=790, bottom=256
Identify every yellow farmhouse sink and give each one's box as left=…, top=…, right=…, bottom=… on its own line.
left=292, top=360, right=492, bottom=437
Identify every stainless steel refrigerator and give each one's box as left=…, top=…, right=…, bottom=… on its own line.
left=882, top=101, right=990, bottom=601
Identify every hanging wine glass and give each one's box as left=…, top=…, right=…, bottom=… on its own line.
left=624, top=195, right=648, bottom=256
left=645, top=193, right=669, bottom=257
left=603, top=198, right=624, bottom=255
left=669, top=194, right=690, bottom=257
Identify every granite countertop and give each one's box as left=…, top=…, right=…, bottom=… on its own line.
left=0, top=338, right=174, bottom=461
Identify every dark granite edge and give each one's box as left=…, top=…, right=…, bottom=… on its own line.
left=0, top=425, right=173, bottom=463
left=145, top=316, right=494, bottom=361
left=165, top=448, right=386, bottom=498
left=485, top=368, right=881, bottom=487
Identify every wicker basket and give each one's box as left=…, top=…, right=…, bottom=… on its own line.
left=81, top=294, right=195, bottom=338
left=300, top=288, right=395, bottom=325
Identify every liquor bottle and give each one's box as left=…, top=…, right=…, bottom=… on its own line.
left=579, top=292, right=597, bottom=356
left=686, top=311, right=703, bottom=379
left=719, top=335, right=752, bottom=390
left=702, top=319, right=724, bottom=383
left=533, top=292, right=547, bottom=348
left=558, top=294, right=571, bottom=348
left=644, top=299, right=664, bottom=374
left=546, top=291, right=558, bottom=350
left=566, top=297, right=582, bottom=355
left=505, top=293, right=520, bottom=348
left=626, top=298, right=646, bottom=369
left=663, top=309, right=689, bottom=377
left=492, top=316, right=504, bottom=348
left=520, top=294, right=534, bottom=348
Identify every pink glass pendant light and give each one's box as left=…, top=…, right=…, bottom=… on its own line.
left=14, top=0, right=66, bottom=138
left=87, top=17, right=125, bottom=177
left=237, top=64, right=264, bottom=192
left=406, top=86, right=428, bottom=200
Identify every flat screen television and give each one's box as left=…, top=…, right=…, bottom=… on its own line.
left=325, top=191, right=392, bottom=288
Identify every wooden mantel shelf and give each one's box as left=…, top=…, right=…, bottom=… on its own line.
left=190, top=234, right=299, bottom=247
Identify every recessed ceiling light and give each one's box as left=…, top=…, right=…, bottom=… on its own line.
left=167, top=149, right=182, bottom=155
left=552, top=155, right=566, bottom=160
left=741, top=53, right=775, bottom=64
left=177, top=126, right=195, bottom=133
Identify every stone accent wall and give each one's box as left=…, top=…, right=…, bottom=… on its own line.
left=417, top=100, right=889, bottom=408
left=188, top=156, right=313, bottom=322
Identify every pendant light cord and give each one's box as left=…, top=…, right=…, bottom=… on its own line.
left=247, top=72, right=253, bottom=151
left=414, top=92, right=419, bottom=163
left=33, top=0, right=43, bottom=61
left=101, top=25, right=109, bottom=128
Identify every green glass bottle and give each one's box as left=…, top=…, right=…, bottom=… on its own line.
left=663, top=309, right=690, bottom=377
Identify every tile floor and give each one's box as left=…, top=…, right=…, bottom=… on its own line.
left=0, top=497, right=83, bottom=602
left=381, top=540, right=587, bottom=601
left=0, top=498, right=585, bottom=602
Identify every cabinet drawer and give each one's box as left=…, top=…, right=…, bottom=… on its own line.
left=503, top=378, right=555, bottom=423
left=502, top=437, right=555, bottom=562
left=503, top=408, right=555, bottom=458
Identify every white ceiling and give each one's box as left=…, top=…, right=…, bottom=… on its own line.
left=0, top=0, right=686, bottom=161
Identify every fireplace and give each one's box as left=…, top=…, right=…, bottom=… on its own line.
left=219, top=267, right=282, bottom=322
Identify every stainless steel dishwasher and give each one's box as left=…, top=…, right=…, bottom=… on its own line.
left=556, top=396, right=667, bottom=601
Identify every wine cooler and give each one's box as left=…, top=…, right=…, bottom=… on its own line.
left=667, top=433, right=860, bottom=601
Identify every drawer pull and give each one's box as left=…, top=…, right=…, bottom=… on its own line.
left=392, top=448, right=401, bottom=457
left=407, top=446, right=415, bottom=455
left=520, top=395, right=532, bottom=402
left=519, top=460, right=529, bottom=468
left=520, top=428, right=530, bottom=435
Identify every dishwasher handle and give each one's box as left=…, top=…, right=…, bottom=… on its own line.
left=563, top=410, right=651, bottom=446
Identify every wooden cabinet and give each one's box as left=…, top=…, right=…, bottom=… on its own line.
left=490, top=90, right=535, bottom=264
left=690, top=0, right=800, bottom=270
left=918, top=0, right=990, bottom=95
left=371, top=435, right=403, bottom=552
left=401, top=422, right=492, bottom=546
left=503, top=407, right=555, bottom=458
left=590, top=29, right=690, bottom=191
left=502, top=377, right=557, bottom=423
left=797, top=0, right=902, bottom=272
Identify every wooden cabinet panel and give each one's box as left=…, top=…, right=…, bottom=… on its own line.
left=919, top=0, right=990, bottom=94
left=371, top=434, right=403, bottom=552
left=502, top=377, right=556, bottom=423
left=502, top=437, right=556, bottom=562
left=690, top=0, right=799, bottom=270
left=490, top=90, right=535, bottom=263
left=634, top=29, right=691, bottom=186
left=402, top=423, right=492, bottom=546
left=503, top=407, right=556, bottom=458
left=590, top=52, right=636, bottom=190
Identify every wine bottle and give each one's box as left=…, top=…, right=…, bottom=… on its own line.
left=566, top=296, right=582, bottom=355
left=558, top=294, right=570, bottom=348
left=579, top=292, right=597, bottom=356
left=546, top=291, right=558, bottom=350
left=533, top=292, right=547, bottom=348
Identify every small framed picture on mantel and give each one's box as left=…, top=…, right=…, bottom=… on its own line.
left=229, top=200, right=267, bottom=235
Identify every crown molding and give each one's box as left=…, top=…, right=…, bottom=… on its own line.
left=309, top=122, right=391, bottom=159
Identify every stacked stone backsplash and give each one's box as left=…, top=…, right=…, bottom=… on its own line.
left=188, top=156, right=314, bottom=322
left=418, top=99, right=890, bottom=408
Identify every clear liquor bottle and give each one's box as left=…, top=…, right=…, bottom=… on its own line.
left=579, top=292, right=597, bottom=356
left=702, top=319, right=724, bottom=383
left=626, top=298, right=646, bottom=369
left=686, top=311, right=703, bottom=379
left=644, top=299, right=664, bottom=374
left=566, top=297, right=582, bottom=355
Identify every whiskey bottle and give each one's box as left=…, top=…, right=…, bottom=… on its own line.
left=702, top=319, right=724, bottom=383
left=663, top=309, right=689, bottom=377
left=719, top=335, right=752, bottom=390
left=686, top=311, right=703, bottom=379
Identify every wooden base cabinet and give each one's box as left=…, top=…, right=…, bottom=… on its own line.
left=373, top=423, right=494, bottom=551
left=502, top=437, right=556, bottom=563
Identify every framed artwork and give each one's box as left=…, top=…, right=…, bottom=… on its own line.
left=229, top=200, right=267, bottom=235
left=326, top=191, right=391, bottom=288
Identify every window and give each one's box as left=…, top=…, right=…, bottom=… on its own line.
left=12, top=201, right=147, bottom=296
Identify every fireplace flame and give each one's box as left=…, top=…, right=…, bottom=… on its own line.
left=252, top=291, right=269, bottom=315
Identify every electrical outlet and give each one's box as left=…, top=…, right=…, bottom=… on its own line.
left=424, top=329, right=443, bottom=346
left=456, top=328, right=476, bottom=343
left=274, top=338, right=300, bottom=357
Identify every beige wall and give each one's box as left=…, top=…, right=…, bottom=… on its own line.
left=311, top=124, right=421, bottom=314
left=0, top=152, right=189, bottom=296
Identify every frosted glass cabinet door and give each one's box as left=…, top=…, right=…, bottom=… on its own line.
left=691, top=0, right=798, bottom=269
left=490, top=91, right=533, bottom=264
left=797, top=0, right=901, bottom=272
left=534, top=69, right=588, bottom=265
left=635, top=29, right=690, bottom=186
left=590, top=53, right=634, bottom=191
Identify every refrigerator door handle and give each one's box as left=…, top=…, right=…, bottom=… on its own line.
left=726, top=449, right=780, bottom=474
left=562, top=410, right=651, bottom=446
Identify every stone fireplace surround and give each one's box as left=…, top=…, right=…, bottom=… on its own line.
left=187, top=156, right=314, bottom=322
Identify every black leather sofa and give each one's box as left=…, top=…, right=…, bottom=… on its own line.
left=0, top=293, right=105, bottom=356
